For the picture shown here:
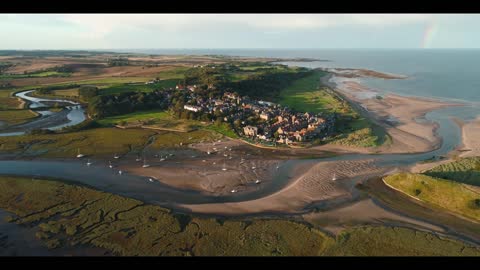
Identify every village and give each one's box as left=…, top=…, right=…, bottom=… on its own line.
left=176, top=83, right=336, bottom=145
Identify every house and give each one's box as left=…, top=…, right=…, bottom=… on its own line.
left=184, top=105, right=202, bottom=112
left=243, top=126, right=258, bottom=137
left=187, top=85, right=197, bottom=92
left=260, top=112, right=270, bottom=121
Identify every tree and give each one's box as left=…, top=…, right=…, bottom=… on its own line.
left=79, top=85, right=99, bottom=101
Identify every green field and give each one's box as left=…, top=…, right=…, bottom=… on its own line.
left=156, top=66, right=190, bottom=80
left=99, top=79, right=177, bottom=96
left=0, top=109, right=38, bottom=126
left=384, top=173, right=480, bottom=222
left=1, top=176, right=478, bottom=256
left=97, top=110, right=204, bottom=132
left=204, top=122, right=239, bottom=139
left=278, top=70, right=341, bottom=114
left=425, top=157, right=480, bottom=186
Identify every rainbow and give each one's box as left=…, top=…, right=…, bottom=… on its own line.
left=422, top=22, right=438, bottom=48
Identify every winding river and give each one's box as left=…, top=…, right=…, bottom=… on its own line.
left=0, top=90, right=86, bottom=137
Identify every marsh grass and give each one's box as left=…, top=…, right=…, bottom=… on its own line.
left=1, top=176, right=478, bottom=256
left=0, top=109, right=38, bottom=125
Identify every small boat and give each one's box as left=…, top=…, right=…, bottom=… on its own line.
left=108, top=161, right=114, bottom=169
left=135, top=157, right=142, bottom=162
left=228, top=156, right=232, bottom=160
left=222, top=160, right=227, bottom=171
left=332, top=173, right=337, bottom=181
left=255, top=179, right=261, bottom=184
left=76, top=148, right=84, bottom=158
left=159, top=156, right=165, bottom=162
left=223, top=154, right=228, bottom=157
left=114, top=154, right=120, bottom=159
left=202, top=160, right=206, bottom=162
left=118, top=170, right=123, bottom=175
left=169, top=153, right=174, bottom=157
left=230, top=189, right=237, bottom=193
left=142, top=158, right=150, bottom=168
left=86, top=159, right=92, bottom=166
left=148, top=178, right=154, bottom=182
left=213, top=162, right=216, bottom=165
left=251, top=166, right=256, bottom=170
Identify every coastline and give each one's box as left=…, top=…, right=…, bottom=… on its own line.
left=319, top=71, right=463, bottom=154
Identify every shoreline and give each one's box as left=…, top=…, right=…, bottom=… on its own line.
left=319, top=71, right=463, bottom=154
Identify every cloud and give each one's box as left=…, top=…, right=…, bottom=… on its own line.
left=57, top=14, right=434, bottom=39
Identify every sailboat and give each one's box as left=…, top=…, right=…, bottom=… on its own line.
left=76, top=148, right=84, bottom=158
left=142, top=157, right=150, bottom=168
left=86, top=159, right=92, bottom=166
left=222, top=159, right=227, bottom=171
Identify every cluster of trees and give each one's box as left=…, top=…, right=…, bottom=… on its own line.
left=184, top=66, right=225, bottom=88
left=78, top=85, right=99, bottom=101
left=37, top=84, right=79, bottom=95
left=222, top=70, right=313, bottom=100
left=107, top=58, right=130, bottom=66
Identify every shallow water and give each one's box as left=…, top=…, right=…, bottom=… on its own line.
left=0, top=90, right=86, bottom=137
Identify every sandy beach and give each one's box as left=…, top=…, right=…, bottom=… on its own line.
left=320, top=73, right=462, bottom=154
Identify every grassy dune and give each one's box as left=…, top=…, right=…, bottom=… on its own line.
left=0, top=176, right=478, bottom=256
left=384, top=173, right=480, bottom=222
left=425, top=157, right=480, bottom=186
left=0, top=109, right=38, bottom=126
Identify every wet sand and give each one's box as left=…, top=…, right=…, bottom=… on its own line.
left=302, top=199, right=445, bottom=235
left=180, top=159, right=388, bottom=215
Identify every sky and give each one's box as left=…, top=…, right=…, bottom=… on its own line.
left=1, top=14, right=480, bottom=50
